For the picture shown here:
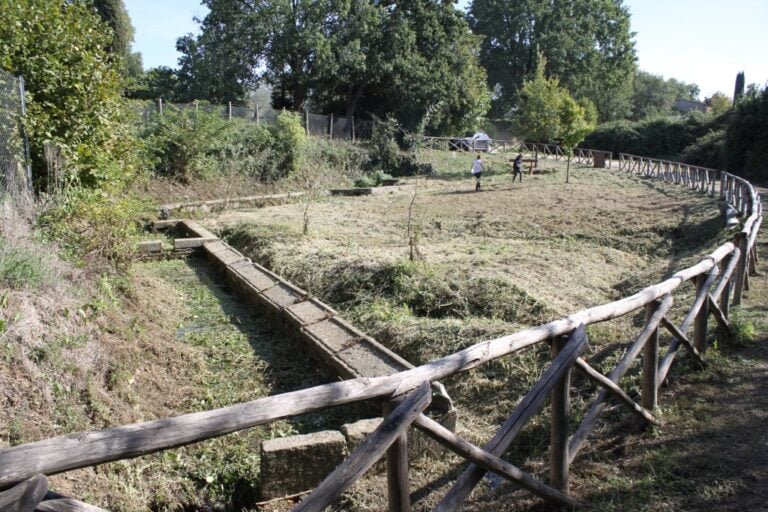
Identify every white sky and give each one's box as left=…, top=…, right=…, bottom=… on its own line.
left=125, top=0, right=768, bottom=99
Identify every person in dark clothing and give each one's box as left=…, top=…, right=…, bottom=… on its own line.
left=511, top=154, right=523, bottom=183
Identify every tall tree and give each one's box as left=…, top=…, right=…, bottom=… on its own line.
left=91, top=0, right=143, bottom=82
left=0, top=0, right=131, bottom=188
left=92, top=0, right=134, bottom=58
left=513, top=58, right=564, bottom=144
left=630, top=71, right=700, bottom=120
left=733, top=71, right=745, bottom=103
left=179, top=0, right=490, bottom=133
left=469, top=0, right=636, bottom=122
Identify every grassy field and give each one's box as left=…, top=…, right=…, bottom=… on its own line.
left=3, top=149, right=760, bottom=511
left=188, top=150, right=748, bottom=510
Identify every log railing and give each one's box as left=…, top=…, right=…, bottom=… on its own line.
left=0, top=153, right=761, bottom=510
left=421, top=137, right=613, bottom=168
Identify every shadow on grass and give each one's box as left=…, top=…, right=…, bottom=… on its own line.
left=577, top=341, right=768, bottom=512
left=172, top=256, right=373, bottom=432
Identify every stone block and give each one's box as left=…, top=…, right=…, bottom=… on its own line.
left=260, top=430, right=347, bottom=500
left=230, top=265, right=279, bottom=292
left=138, top=240, right=163, bottom=253
left=340, top=418, right=382, bottom=451
left=284, top=299, right=335, bottom=328
left=259, top=282, right=304, bottom=310
left=173, top=237, right=217, bottom=249
left=180, top=219, right=217, bottom=240
left=340, top=418, right=386, bottom=474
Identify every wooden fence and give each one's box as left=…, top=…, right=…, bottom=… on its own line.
left=0, top=154, right=762, bottom=511
left=421, top=136, right=613, bottom=168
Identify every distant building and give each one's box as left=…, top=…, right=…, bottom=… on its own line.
left=672, top=99, right=709, bottom=114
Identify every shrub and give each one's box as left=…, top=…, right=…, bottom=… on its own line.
left=271, top=110, right=307, bottom=179
left=583, top=113, right=714, bottom=160
left=681, top=129, right=726, bottom=169
left=142, top=108, right=310, bottom=183
left=369, top=116, right=401, bottom=172
left=39, top=188, right=146, bottom=271
left=354, top=170, right=394, bottom=188
left=0, top=0, right=139, bottom=190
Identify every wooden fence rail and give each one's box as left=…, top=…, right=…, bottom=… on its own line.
left=421, top=137, right=613, bottom=168
left=0, top=150, right=761, bottom=510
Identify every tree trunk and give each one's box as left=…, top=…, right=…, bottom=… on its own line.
left=344, top=84, right=365, bottom=138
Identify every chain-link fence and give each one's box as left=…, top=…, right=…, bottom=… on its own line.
left=0, top=69, right=32, bottom=207
left=134, top=99, right=372, bottom=140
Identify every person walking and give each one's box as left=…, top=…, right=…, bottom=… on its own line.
left=511, top=153, right=523, bottom=183
left=471, top=154, right=484, bottom=191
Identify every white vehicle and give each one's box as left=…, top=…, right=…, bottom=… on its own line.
left=451, top=131, right=492, bottom=152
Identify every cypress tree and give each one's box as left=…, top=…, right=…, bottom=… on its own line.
left=734, top=71, right=745, bottom=103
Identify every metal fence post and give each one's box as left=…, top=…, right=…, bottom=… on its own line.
left=18, top=76, right=33, bottom=194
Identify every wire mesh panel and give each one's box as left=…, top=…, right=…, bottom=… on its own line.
left=307, top=113, right=329, bottom=136
left=0, top=69, right=31, bottom=204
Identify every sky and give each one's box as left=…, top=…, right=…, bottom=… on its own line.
left=125, top=0, right=768, bottom=100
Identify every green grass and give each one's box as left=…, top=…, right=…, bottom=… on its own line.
left=0, top=236, right=54, bottom=289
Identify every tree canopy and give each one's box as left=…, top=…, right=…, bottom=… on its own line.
left=468, top=0, right=636, bottom=122
left=630, top=71, right=700, bottom=120
left=177, top=0, right=490, bottom=134
left=0, top=0, right=137, bottom=188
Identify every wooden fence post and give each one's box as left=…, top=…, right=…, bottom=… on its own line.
left=642, top=302, right=660, bottom=411
left=718, top=253, right=734, bottom=319
left=384, top=402, right=411, bottom=512
left=694, top=274, right=710, bottom=352
left=294, top=383, right=430, bottom=512
left=329, top=113, right=333, bottom=140
left=733, top=233, right=749, bottom=306
left=550, top=335, right=571, bottom=492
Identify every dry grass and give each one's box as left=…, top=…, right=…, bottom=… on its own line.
left=197, top=152, right=739, bottom=510
left=2, top=152, right=755, bottom=511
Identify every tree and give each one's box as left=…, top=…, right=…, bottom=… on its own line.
left=126, top=66, right=184, bottom=101
left=0, top=0, right=136, bottom=189
left=179, top=0, right=490, bottom=134
left=733, top=71, right=745, bottom=103
left=92, top=0, right=143, bottom=84
left=706, top=92, right=731, bottom=116
left=513, top=58, right=593, bottom=182
left=92, top=0, right=134, bottom=59
left=630, top=71, right=700, bottom=120
left=469, top=0, right=636, bottom=122
left=513, top=58, right=564, bottom=144
left=559, top=95, right=595, bottom=183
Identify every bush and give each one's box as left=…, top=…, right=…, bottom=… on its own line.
left=583, top=113, right=714, bottom=160
left=369, top=116, right=401, bottom=172
left=681, top=129, right=726, bottom=169
left=270, top=110, right=307, bottom=180
left=354, top=170, right=394, bottom=188
left=1, top=0, right=139, bottom=191
left=39, top=189, right=146, bottom=271
left=142, top=108, right=310, bottom=183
